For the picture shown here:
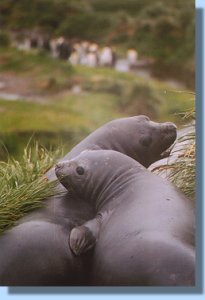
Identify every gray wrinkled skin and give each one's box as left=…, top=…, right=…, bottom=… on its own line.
left=0, top=116, right=177, bottom=286
left=56, top=150, right=195, bottom=286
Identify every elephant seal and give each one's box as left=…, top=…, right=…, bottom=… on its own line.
left=0, top=116, right=177, bottom=285
left=56, top=150, right=195, bottom=286
left=52, top=115, right=177, bottom=172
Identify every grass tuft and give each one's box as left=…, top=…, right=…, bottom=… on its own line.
left=154, top=108, right=195, bottom=199
left=0, top=142, right=60, bottom=234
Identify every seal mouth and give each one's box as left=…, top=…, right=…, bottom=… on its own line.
left=163, top=130, right=177, bottom=145
left=55, top=163, right=65, bottom=179
left=159, top=122, right=177, bottom=153
left=55, top=162, right=75, bottom=193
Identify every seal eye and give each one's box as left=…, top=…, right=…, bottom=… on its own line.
left=76, top=166, right=85, bottom=175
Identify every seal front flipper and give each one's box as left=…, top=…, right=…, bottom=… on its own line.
left=69, top=216, right=101, bottom=256
left=69, top=226, right=96, bottom=256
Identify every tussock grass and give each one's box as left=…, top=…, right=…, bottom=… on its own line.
left=155, top=108, right=195, bottom=199
left=169, top=130, right=195, bottom=199
left=0, top=142, right=60, bottom=233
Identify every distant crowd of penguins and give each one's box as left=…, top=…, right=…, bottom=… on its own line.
left=14, top=34, right=139, bottom=70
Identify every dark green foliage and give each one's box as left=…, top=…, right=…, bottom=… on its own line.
left=0, top=0, right=91, bottom=32
left=134, top=2, right=194, bottom=62
left=90, top=0, right=151, bottom=15
left=57, top=13, right=111, bottom=40
left=0, top=32, right=10, bottom=47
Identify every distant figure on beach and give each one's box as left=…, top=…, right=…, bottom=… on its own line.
left=69, top=50, right=79, bottom=65
left=50, top=37, right=71, bottom=60
left=127, top=48, right=138, bottom=69
left=56, top=37, right=72, bottom=60
left=79, top=41, right=90, bottom=65
left=86, top=43, right=99, bottom=67
left=99, top=46, right=115, bottom=67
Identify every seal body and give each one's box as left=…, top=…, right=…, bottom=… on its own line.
left=0, top=192, right=94, bottom=286
left=56, top=150, right=195, bottom=286
left=0, top=116, right=177, bottom=285
left=0, top=221, right=89, bottom=286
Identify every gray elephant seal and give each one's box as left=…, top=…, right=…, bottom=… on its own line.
left=0, top=116, right=177, bottom=285
left=51, top=115, right=177, bottom=175
left=56, top=150, right=195, bottom=286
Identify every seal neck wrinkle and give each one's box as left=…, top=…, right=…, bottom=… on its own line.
left=95, top=167, right=141, bottom=212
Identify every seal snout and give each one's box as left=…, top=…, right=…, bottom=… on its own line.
left=164, top=122, right=177, bottom=133
left=55, top=161, right=72, bottom=179
left=159, top=122, right=177, bottom=149
left=162, top=122, right=177, bottom=139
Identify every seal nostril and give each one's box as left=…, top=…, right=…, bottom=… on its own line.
left=55, top=162, right=63, bottom=169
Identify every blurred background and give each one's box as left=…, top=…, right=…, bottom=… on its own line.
left=0, top=0, right=195, bottom=160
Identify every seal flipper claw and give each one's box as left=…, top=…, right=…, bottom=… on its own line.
left=69, top=226, right=96, bottom=256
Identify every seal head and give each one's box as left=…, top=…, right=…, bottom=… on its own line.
left=65, top=115, right=177, bottom=168
left=55, top=149, right=142, bottom=206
